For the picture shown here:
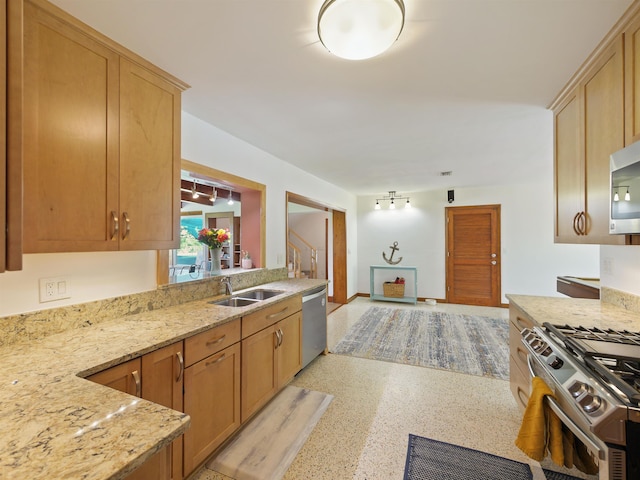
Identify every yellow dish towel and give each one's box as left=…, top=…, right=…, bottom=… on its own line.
left=515, top=376, right=564, bottom=465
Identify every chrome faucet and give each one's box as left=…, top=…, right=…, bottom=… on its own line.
left=220, top=276, right=233, bottom=295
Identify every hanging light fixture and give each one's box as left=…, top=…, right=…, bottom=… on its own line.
left=210, top=188, right=217, bottom=203
left=317, top=0, right=405, bottom=60
left=191, top=181, right=199, bottom=199
left=374, top=191, right=411, bottom=209
left=227, top=190, right=234, bottom=206
left=613, top=186, right=631, bottom=202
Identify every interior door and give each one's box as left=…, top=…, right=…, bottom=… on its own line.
left=446, top=205, right=501, bottom=306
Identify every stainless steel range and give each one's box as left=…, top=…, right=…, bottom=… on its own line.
left=520, top=323, right=640, bottom=480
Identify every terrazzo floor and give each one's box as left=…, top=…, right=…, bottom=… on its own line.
left=191, top=297, right=594, bottom=480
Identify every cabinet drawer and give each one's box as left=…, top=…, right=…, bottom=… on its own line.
left=510, top=354, right=531, bottom=412
left=509, top=323, right=529, bottom=365
left=184, top=319, right=241, bottom=367
left=242, top=296, right=302, bottom=339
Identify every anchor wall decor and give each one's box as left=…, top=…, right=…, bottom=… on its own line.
left=383, top=241, right=403, bottom=265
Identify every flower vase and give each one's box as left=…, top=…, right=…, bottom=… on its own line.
left=209, top=247, right=222, bottom=274
left=241, top=258, right=252, bottom=269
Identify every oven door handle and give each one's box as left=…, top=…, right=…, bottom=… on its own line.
left=526, top=355, right=605, bottom=460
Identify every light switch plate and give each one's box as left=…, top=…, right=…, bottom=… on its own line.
left=39, top=276, right=71, bottom=303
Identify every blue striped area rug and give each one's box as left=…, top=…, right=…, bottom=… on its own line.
left=331, top=306, right=509, bottom=380
left=404, top=435, right=585, bottom=480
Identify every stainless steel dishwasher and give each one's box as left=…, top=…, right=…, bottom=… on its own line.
left=302, top=286, right=327, bottom=368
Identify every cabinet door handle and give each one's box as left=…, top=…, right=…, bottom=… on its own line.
left=176, top=351, right=184, bottom=383
left=267, top=306, right=289, bottom=320
left=274, top=330, right=280, bottom=349
left=579, top=211, right=587, bottom=235
left=206, top=335, right=226, bottom=346
left=205, top=352, right=226, bottom=367
left=132, top=370, right=141, bottom=397
left=122, top=212, right=131, bottom=240
left=572, top=212, right=581, bottom=235
left=278, top=328, right=284, bottom=347
left=110, top=211, right=119, bottom=240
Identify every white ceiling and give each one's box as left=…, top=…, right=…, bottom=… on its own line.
left=51, top=0, right=633, bottom=196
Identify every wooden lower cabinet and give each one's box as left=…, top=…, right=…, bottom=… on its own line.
left=183, top=342, right=241, bottom=477
left=141, top=343, right=184, bottom=480
left=87, top=356, right=173, bottom=480
left=241, top=311, right=302, bottom=422
left=508, top=304, right=536, bottom=412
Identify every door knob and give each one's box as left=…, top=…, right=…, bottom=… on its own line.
left=491, top=253, right=497, bottom=258
left=491, top=260, right=497, bottom=265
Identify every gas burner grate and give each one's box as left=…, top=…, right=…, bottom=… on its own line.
left=553, top=325, right=640, bottom=346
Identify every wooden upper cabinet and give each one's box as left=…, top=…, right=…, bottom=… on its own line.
left=625, top=13, right=640, bottom=145
left=553, top=36, right=625, bottom=245
left=1, top=0, right=7, bottom=272
left=583, top=36, right=625, bottom=244
left=3, top=0, right=22, bottom=271
left=119, top=59, right=181, bottom=250
left=21, top=0, right=186, bottom=254
left=554, top=87, right=584, bottom=242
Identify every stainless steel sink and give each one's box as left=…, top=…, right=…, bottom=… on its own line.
left=209, top=297, right=259, bottom=307
left=235, top=289, right=285, bottom=300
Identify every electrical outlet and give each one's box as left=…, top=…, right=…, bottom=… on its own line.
left=39, top=276, right=71, bottom=303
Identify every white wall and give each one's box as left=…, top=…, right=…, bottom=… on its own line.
left=356, top=179, right=600, bottom=302
left=600, top=244, right=640, bottom=295
left=0, top=112, right=358, bottom=317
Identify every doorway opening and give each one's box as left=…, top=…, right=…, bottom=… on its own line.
left=286, top=192, right=347, bottom=304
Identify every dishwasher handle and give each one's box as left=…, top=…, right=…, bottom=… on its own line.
left=302, top=288, right=327, bottom=303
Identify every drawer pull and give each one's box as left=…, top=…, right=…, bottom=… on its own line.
left=267, top=306, right=289, bottom=320
left=176, top=351, right=184, bottom=382
left=515, top=316, right=530, bottom=330
left=206, top=353, right=226, bottom=366
left=206, top=335, right=226, bottom=346
left=517, top=386, right=529, bottom=408
left=516, top=346, right=527, bottom=362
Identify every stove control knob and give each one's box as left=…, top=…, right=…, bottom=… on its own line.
left=579, top=394, right=603, bottom=414
left=541, top=346, right=553, bottom=357
left=531, top=340, right=548, bottom=353
left=568, top=381, right=590, bottom=398
left=548, top=355, right=564, bottom=369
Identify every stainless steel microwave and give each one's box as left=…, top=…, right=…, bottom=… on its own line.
left=610, top=141, right=640, bottom=234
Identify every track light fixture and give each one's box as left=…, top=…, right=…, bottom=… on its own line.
left=227, top=190, right=234, bottom=206
left=210, top=188, right=217, bottom=203
left=191, top=181, right=199, bottom=199
left=374, top=191, right=411, bottom=210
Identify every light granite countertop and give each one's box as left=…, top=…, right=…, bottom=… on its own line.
left=507, top=294, right=640, bottom=331
left=0, top=279, right=326, bottom=480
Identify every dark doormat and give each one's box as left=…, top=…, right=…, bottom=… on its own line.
left=403, top=435, right=585, bottom=480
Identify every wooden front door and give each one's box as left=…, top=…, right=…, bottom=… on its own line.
left=446, top=205, right=501, bottom=306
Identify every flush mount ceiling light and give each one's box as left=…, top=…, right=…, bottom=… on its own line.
left=318, top=0, right=405, bottom=60
left=374, top=191, right=410, bottom=210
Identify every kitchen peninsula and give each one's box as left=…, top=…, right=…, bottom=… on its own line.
left=0, top=278, right=325, bottom=480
